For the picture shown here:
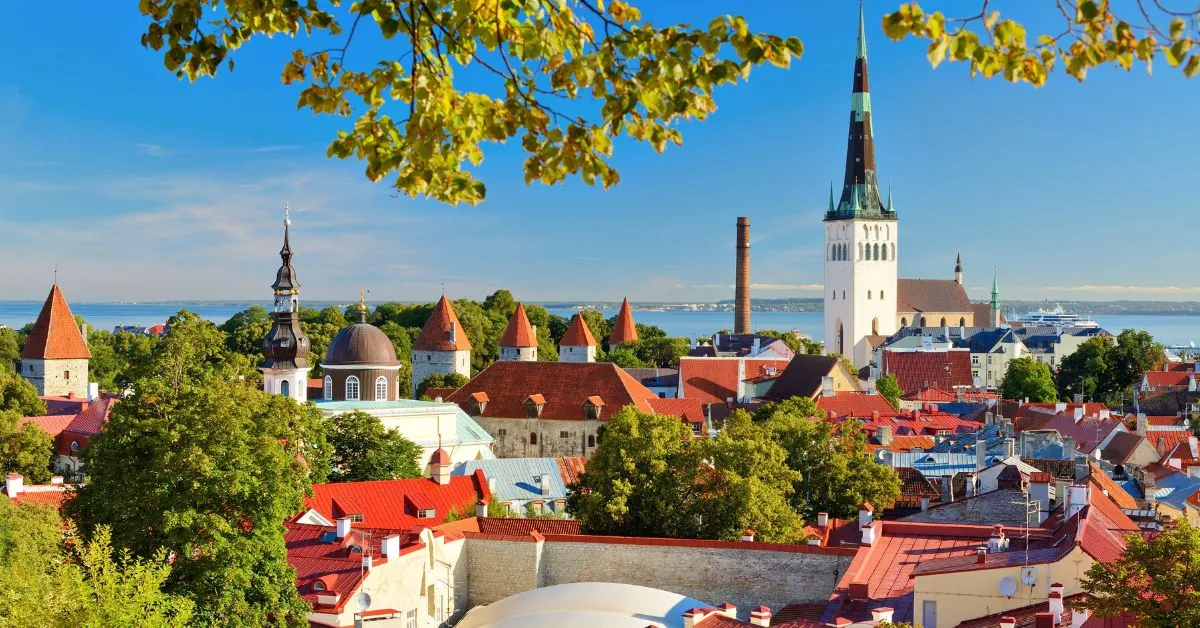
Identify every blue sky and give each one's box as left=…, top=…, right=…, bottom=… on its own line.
left=1, top=2, right=1196, bottom=303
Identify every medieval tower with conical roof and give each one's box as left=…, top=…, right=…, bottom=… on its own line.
left=21, top=284, right=90, bottom=398
left=411, top=294, right=473, bottom=396
left=261, top=206, right=313, bottom=402
left=823, top=5, right=899, bottom=369
left=499, top=303, right=538, bottom=362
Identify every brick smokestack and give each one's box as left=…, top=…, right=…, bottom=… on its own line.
left=735, top=216, right=751, bottom=334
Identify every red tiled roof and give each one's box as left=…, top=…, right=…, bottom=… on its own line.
left=904, top=386, right=957, bottom=402
left=556, top=456, right=586, bottom=486
left=65, top=396, right=114, bottom=435
left=647, top=397, right=708, bottom=425
left=21, top=284, right=90, bottom=360
left=42, top=397, right=89, bottom=416
left=560, top=313, right=597, bottom=347
left=1144, top=370, right=1190, bottom=388
left=894, top=467, right=941, bottom=504
left=286, top=522, right=424, bottom=614
left=1087, top=462, right=1138, bottom=510
left=1099, top=431, right=1147, bottom=466
left=896, top=279, right=973, bottom=316
left=851, top=409, right=982, bottom=438
left=864, top=435, right=936, bottom=453
left=20, top=414, right=75, bottom=438
left=1011, top=402, right=1107, bottom=424
left=414, top=295, right=472, bottom=351
left=1077, top=489, right=1140, bottom=564
left=609, top=298, right=638, bottom=345
left=694, top=612, right=751, bottom=627
left=817, top=392, right=896, bottom=417
left=1152, top=431, right=1194, bottom=456
left=476, top=517, right=583, bottom=536
left=3, top=483, right=69, bottom=507
left=297, top=470, right=490, bottom=530
left=499, top=302, right=537, bottom=348
left=678, top=357, right=791, bottom=405
left=882, top=350, right=972, bottom=395
left=957, top=594, right=1132, bottom=628
left=448, top=361, right=658, bottom=421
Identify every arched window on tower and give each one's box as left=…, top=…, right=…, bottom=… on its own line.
left=868, top=290, right=872, bottom=300
left=881, top=245, right=888, bottom=261
left=375, top=376, right=388, bottom=401
left=837, top=322, right=844, bottom=355
left=919, top=317, right=927, bottom=326
left=891, top=243, right=896, bottom=259
left=858, top=243, right=863, bottom=260
left=873, top=244, right=880, bottom=260
left=323, top=376, right=332, bottom=400
left=829, top=245, right=834, bottom=261
left=345, top=376, right=360, bottom=401
left=842, top=243, right=848, bottom=260
left=901, top=317, right=908, bottom=327
left=959, top=317, right=966, bottom=327
left=280, top=380, right=290, bottom=397
left=872, top=317, right=879, bottom=335
left=940, top=318, right=947, bottom=326
left=881, top=290, right=886, bottom=300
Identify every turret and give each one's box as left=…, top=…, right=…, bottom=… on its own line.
left=609, top=298, right=639, bottom=350
left=559, top=313, right=598, bottom=363
left=954, top=252, right=963, bottom=285
left=20, top=284, right=90, bottom=398
left=499, top=303, right=538, bottom=362
left=261, top=204, right=312, bottom=402
left=991, top=270, right=1002, bottom=327
left=411, top=295, right=472, bottom=396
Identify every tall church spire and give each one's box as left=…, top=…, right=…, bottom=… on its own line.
left=828, top=3, right=891, bottom=220
left=262, top=204, right=312, bottom=401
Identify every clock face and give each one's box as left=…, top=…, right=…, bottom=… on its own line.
left=275, top=294, right=292, bottom=312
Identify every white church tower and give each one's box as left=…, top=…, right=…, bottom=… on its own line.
left=823, top=6, right=899, bottom=370
left=261, top=205, right=312, bottom=402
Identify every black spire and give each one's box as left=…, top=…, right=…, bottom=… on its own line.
left=262, top=204, right=311, bottom=370
left=827, top=4, right=894, bottom=221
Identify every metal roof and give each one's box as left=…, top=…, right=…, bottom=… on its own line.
left=452, top=458, right=569, bottom=504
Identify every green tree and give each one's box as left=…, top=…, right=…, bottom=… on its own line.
left=0, top=368, right=47, bottom=416
left=219, top=305, right=273, bottom=357
left=1079, top=519, right=1200, bottom=626
left=1110, top=329, right=1162, bottom=397
left=318, top=305, right=350, bottom=328
left=759, top=398, right=901, bottom=519
left=0, top=502, right=193, bottom=627
left=633, top=336, right=691, bottom=369
left=603, top=346, right=646, bottom=368
left=0, top=327, right=19, bottom=371
left=757, top=329, right=821, bottom=356
left=875, top=373, right=903, bottom=409
left=327, top=411, right=423, bottom=482
left=67, top=317, right=330, bottom=626
left=0, top=410, right=53, bottom=484
left=1057, top=336, right=1112, bottom=402
left=379, top=321, right=418, bottom=395
left=999, top=356, right=1058, bottom=403
left=579, top=310, right=611, bottom=347
left=568, top=407, right=740, bottom=540
left=416, top=372, right=469, bottom=399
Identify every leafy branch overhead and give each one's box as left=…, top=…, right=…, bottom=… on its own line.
left=885, top=1, right=1200, bottom=85
left=138, top=0, right=802, bottom=204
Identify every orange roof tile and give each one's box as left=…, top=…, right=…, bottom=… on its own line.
left=864, top=435, right=935, bottom=453
left=609, top=298, right=638, bottom=345
left=556, top=455, right=587, bottom=486
left=816, top=392, right=896, bottom=417
left=881, top=350, right=971, bottom=395
left=499, top=303, right=537, bottom=348
left=21, top=285, right=90, bottom=360
left=678, top=357, right=791, bottom=405
left=647, top=397, right=708, bottom=425
left=1087, top=462, right=1138, bottom=510
left=560, top=313, right=597, bottom=347
left=297, top=470, right=491, bottom=531
left=414, top=295, right=472, bottom=351
left=1144, top=370, right=1191, bottom=388
left=447, top=361, right=658, bottom=421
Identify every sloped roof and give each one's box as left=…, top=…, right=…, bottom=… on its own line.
left=865, top=435, right=936, bottom=453
left=296, top=471, right=490, bottom=530
left=647, top=397, right=708, bottom=425
left=560, top=313, right=597, bottom=347
left=1144, top=370, right=1190, bottom=388
left=476, top=517, right=583, bottom=536
left=1099, top=431, right=1148, bottom=466
left=499, top=303, right=537, bottom=348
left=896, top=278, right=973, bottom=315
left=555, top=455, right=586, bottom=486
left=609, top=298, right=638, bottom=345
left=680, top=357, right=792, bottom=404
left=882, top=350, right=973, bottom=395
left=968, top=302, right=1005, bottom=326
left=1016, top=411, right=1125, bottom=454
left=414, top=295, right=472, bottom=351
left=21, top=284, right=90, bottom=360
left=816, top=391, right=896, bottom=417
left=447, top=361, right=659, bottom=421
left=452, top=458, right=568, bottom=504
left=760, top=355, right=840, bottom=402
left=1087, top=462, right=1138, bottom=510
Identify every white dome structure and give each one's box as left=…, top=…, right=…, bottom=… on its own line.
left=456, top=582, right=717, bottom=628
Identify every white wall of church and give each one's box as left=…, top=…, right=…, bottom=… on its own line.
left=824, top=218, right=899, bottom=369
left=263, top=368, right=310, bottom=403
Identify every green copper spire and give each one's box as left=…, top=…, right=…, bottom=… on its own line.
left=887, top=181, right=894, bottom=213
left=990, top=270, right=1000, bottom=310
left=828, top=182, right=835, bottom=213
left=850, top=179, right=862, bottom=215
left=857, top=0, right=868, bottom=59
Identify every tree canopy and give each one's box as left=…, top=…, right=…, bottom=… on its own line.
left=327, top=410, right=423, bottom=482
left=1057, top=329, right=1161, bottom=405
left=875, top=373, right=903, bottom=409
left=416, top=371, right=469, bottom=399
left=1079, top=518, right=1200, bottom=626
left=0, top=409, right=53, bottom=484
left=0, top=368, right=47, bottom=417
left=1000, top=356, right=1058, bottom=403
left=67, top=315, right=329, bottom=626
left=0, top=501, right=193, bottom=627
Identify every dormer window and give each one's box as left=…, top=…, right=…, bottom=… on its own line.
left=312, top=580, right=326, bottom=592
left=524, top=394, right=546, bottom=419
left=347, top=513, right=364, bottom=523
left=470, top=392, right=489, bottom=415
left=583, top=396, right=604, bottom=420
left=418, top=508, right=436, bottom=518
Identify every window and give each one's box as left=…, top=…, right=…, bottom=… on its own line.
left=858, top=243, right=863, bottom=260
left=940, top=317, right=947, bottom=326
left=873, top=243, right=880, bottom=260
left=881, top=244, right=888, bottom=260
left=559, top=430, right=569, bottom=439
left=345, top=375, right=360, bottom=401
left=692, top=423, right=702, bottom=435
left=880, top=290, right=885, bottom=300
left=375, top=376, right=388, bottom=400
left=312, top=580, right=326, bottom=592
left=348, top=513, right=364, bottom=523
left=867, top=290, right=872, bottom=300
left=959, top=317, right=966, bottom=327
left=900, top=317, right=908, bottom=327
left=497, top=428, right=507, bottom=437
left=406, top=609, right=417, bottom=628
left=323, top=376, right=332, bottom=399
left=280, top=380, right=290, bottom=397
left=919, top=317, right=927, bottom=326
left=529, top=432, right=538, bottom=445
left=63, top=370, right=70, bottom=380
left=872, top=317, right=879, bottom=335
left=891, top=243, right=896, bottom=259
left=842, top=291, right=846, bottom=299
left=418, top=508, right=436, bottom=518
left=587, top=434, right=596, bottom=448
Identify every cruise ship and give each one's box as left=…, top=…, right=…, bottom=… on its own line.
left=1012, top=305, right=1099, bottom=328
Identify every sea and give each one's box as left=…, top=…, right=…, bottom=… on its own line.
left=2, top=302, right=1200, bottom=347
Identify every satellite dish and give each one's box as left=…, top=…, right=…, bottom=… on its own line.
left=998, top=576, right=1018, bottom=597
left=354, top=591, right=372, bottom=613
left=1020, top=566, right=1038, bottom=586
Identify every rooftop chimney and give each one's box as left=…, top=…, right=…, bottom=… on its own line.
left=87, top=382, right=99, bottom=402
left=476, top=498, right=490, bottom=518
left=749, top=606, right=772, bottom=627
left=1048, top=591, right=1064, bottom=624
left=741, top=529, right=755, bottom=542
left=817, top=512, right=829, bottom=527
left=999, top=617, right=1017, bottom=628
left=821, top=375, right=835, bottom=397
left=870, top=608, right=895, bottom=624
left=5, top=473, right=22, bottom=497
left=858, top=503, right=874, bottom=529
left=336, top=517, right=352, bottom=539
left=735, top=217, right=751, bottom=335
left=381, top=534, right=401, bottom=558
left=976, top=437, right=987, bottom=472
left=877, top=425, right=893, bottom=447
left=1136, top=412, right=1148, bottom=435
left=1030, top=473, right=1052, bottom=524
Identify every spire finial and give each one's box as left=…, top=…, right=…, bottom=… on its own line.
left=358, top=288, right=367, bottom=323
left=828, top=181, right=835, bottom=213
left=857, top=0, right=868, bottom=59
left=887, top=180, right=894, bottom=213
left=53, top=262, right=58, bottom=285
left=280, top=202, right=294, bottom=262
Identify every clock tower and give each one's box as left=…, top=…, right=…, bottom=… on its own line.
left=261, top=205, right=312, bottom=402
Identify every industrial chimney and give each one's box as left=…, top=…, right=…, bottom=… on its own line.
left=735, top=216, right=751, bottom=334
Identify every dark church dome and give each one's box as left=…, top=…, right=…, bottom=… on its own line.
left=324, top=322, right=400, bottom=366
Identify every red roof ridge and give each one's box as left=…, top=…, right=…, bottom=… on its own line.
left=413, top=295, right=472, bottom=351
left=499, top=303, right=537, bottom=348
left=609, top=298, right=638, bottom=346
left=21, top=284, right=90, bottom=360
left=560, top=313, right=597, bottom=347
